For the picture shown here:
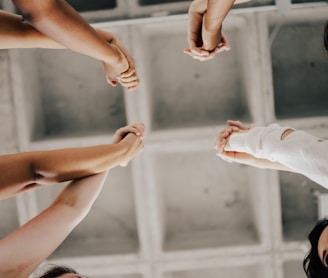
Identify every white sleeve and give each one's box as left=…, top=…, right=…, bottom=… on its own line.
left=228, top=124, right=328, bottom=187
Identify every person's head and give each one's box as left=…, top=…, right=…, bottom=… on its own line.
left=39, top=265, right=87, bottom=278
left=303, top=218, right=328, bottom=278
left=324, top=21, right=328, bottom=52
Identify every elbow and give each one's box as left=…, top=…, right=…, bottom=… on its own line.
left=56, top=197, right=92, bottom=224
left=12, top=0, right=49, bottom=25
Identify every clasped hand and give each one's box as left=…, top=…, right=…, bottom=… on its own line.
left=100, top=31, right=140, bottom=91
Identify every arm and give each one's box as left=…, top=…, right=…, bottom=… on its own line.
left=0, top=122, right=145, bottom=200
left=0, top=11, right=139, bottom=89
left=0, top=123, right=145, bottom=278
left=12, top=0, right=127, bottom=72
left=216, top=120, right=328, bottom=187
left=215, top=122, right=292, bottom=171
left=0, top=10, right=63, bottom=49
left=6, top=1, right=139, bottom=89
left=0, top=171, right=108, bottom=278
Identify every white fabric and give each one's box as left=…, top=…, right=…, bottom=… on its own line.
left=229, top=124, right=328, bottom=187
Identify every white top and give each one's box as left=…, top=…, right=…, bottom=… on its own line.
left=228, top=124, right=328, bottom=187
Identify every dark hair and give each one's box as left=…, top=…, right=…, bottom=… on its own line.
left=324, top=21, right=328, bottom=52
left=39, top=265, right=78, bottom=278
left=303, top=218, right=328, bottom=278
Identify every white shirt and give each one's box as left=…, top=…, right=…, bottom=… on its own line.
left=228, top=124, right=328, bottom=187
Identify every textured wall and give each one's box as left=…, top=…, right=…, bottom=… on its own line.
left=0, top=50, right=18, bottom=154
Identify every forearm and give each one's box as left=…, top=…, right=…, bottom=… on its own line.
left=12, top=0, right=121, bottom=64
left=228, top=124, right=328, bottom=186
left=204, top=0, right=236, bottom=31
left=0, top=10, right=115, bottom=50
left=0, top=143, right=127, bottom=199
left=248, top=156, right=293, bottom=171
left=0, top=10, right=63, bottom=49
left=32, top=144, right=129, bottom=182
left=0, top=172, right=108, bottom=278
left=52, top=171, right=108, bottom=221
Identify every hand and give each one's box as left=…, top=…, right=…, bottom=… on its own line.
left=215, top=124, right=264, bottom=166
left=112, top=122, right=145, bottom=144
left=113, top=122, right=145, bottom=167
left=110, top=36, right=140, bottom=91
left=184, top=31, right=230, bottom=61
left=102, top=44, right=139, bottom=91
left=214, top=120, right=253, bottom=152
left=226, top=120, right=253, bottom=131
left=97, top=30, right=139, bottom=90
left=184, top=0, right=231, bottom=61
left=184, top=0, right=230, bottom=61
left=214, top=124, right=240, bottom=154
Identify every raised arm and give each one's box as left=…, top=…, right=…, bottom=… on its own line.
left=0, top=122, right=145, bottom=200
left=215, top=121, right=292, bottom=171
left=0, top=10, right=63, bottom=49
left=0, top=124, right=145, bottom=278
left=2, top=3, right=139, bottom=89
left=0, top=10, right=139, bottom=89
left=0, top=171, right=108, bottom=278
left=11, top=0, right=127, bottom=72
left=215, top=120, right=328, bottom=187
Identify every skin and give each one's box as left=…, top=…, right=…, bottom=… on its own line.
left=215, top=120, right=294, bottom=171
left=184, top=0, right=251, bottom=61
left=0, top=122, right=145, bottom=200
left=318, top=225, right=328, bottom=268
left=0, top=9, right=139, bottom=90
left=0, top=123, right=145, bottom=278
left=58, top=274, right=88, bottom=278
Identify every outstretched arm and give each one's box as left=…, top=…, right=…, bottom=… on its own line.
left=0, top=123, right=145, bottom=278
left=215, top=121, right=292, bottom=171
left=215, top=120, right=328, bottom=187
left=12, top=0, right=127, bottom=72
left=0, top=171, right=108, bottom=278
left=0, top=10, right=63, bottom=49
left=0, top=122, right=145, bottom=200
left=1, top=5, right=139, bottom=89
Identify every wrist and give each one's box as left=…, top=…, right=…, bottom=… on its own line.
left=203, top=19, right=222, bottom=34
left=103, top=45, right=128, bottom=74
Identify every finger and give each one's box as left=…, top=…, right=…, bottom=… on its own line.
left=214, top=45, right=230, bottom=54
left=183, top=48, right=194, bottom=56
left=118, top=79, right=140, bottom=88
left=127, top=85, right=139, bottom=91
left=215, top=137, right=226, bottom=152
left=191, top=54, right=215, bottom=61
left=128, top=126, right=142, bottom=137
left=133, top=122, right=145, bottom=136
left=220, top=32, right=231, bottom=50
left=117, top=74, right=138, bottom=83
left=190, top=46, right=210, bottom=57
left=227, top=120, right=246, bottom=129
left=228, top=120, right=251, bottom=130
left=184, top=48, right=213, bottom=61
left=218, top=127, right=234, bottom=139
left=119, top=68, right=136, bottom=79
